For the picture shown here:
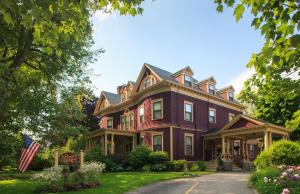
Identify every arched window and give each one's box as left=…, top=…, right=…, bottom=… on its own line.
left=143, top=75, right=156, bottom=89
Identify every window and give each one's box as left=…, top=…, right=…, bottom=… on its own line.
left=107, top=118, right=113, bottom=128
left=153, top=134, right=163, bottom=151
left=130, top=113, right=134, bottom=128
left=121, top=92, right=127, bottom=102
left=185, top=134, right=194, bottom=156
left=209, top=108, right=216, bottom=123
left=228, top=92, right=234, bottom=101
left=229, top=113, right=235, bottom=121
left=143, top=75, right=156, bottom=89
left=152, top=99, right=163, bottom=120
left=121, top=112, right=134, bottom=130
left=184, top=102, right=193, bottom=121
left=184, top=75, right=192, bottom=87
left=139, top=106, right=144, bottom=123
left=208, top=84, right=216, bottom=95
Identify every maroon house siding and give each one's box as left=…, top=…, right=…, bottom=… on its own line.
left=229, top=119, right=257, bottom=129
left=99, top=90, right=242, bottom=161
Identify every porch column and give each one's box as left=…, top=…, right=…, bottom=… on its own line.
left=226, top=138, right=230, bottom=154
left=245, top=140, right=249, bottom=161
left=111, top=134, right=115, bottom=154
left=268, top=132, right=272, bottom=147
left=222, top=136, right=225, bottom=155
left=104, top=133, right=108, bottom=155
left=264, top=131, right=269, bottom=150
left=283, top=135, right=288, bottom=140
left=101, top=135, right=104, bottom=153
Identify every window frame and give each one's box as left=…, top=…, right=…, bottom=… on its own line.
left=139, top=105, right=145, bottom=124
left=228, top=113, right=235, bottom=121
left=209, top=108, right=216, bottom=124
left=106, top=117, right=113, bottom=129
left=152, top=98, right=163, bottom=120
left=120, top=111, right=134, bottom=130
left=228, top=91, right=234, bottom=101
left=184, top=133, right=194, bottom=156
left=184, top=75, right=192, bottom=87
left=208, top=84, right=216, bottom=95
left=184, top=101, right=193, bottom=122
left=152, top=132, right=163, bottom=151
left=143, top=75, right=156, bottom=89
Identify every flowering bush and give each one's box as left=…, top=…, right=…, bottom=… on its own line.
left=78, top=162, right=105, bottom=183
left=33, top=163, right=105, bottom=193
left=250, top=166, right=300, bottom=194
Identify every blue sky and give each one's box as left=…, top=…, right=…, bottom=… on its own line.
left=90, top=0, right=264, bottom=96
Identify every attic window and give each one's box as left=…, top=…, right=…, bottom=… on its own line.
left=228, top=92, right=234, bottom=101
left=208, top=84, right=216, bottom=95
left=184, top=75, right=192, bottom=87
left=143, top=75, right=156, bottom=89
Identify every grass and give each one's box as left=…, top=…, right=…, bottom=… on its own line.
left=0, top=171, right=210, bottom=194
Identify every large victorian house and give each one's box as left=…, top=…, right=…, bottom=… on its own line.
left=88, top=63, right=291, bottom=170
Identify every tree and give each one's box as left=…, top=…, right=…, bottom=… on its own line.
left=215, top=0, right=300, bottom=138
left=0, top=1, right=144, bottom=130
left=0, top=0, right=145, bottom=165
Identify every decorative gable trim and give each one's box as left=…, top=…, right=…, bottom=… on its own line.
left=132, top=63, right=163, bottom=93
left=220, top=114, right=265, bottom=132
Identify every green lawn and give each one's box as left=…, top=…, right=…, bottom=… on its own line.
left=0, top=171, right=210, bottom=194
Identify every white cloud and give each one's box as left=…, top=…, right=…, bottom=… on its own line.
left=229, top=68, right=255, bottom=94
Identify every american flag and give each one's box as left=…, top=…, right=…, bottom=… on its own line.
left=19, top=134, right=41, bottom=172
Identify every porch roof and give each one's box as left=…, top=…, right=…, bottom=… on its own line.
left=204, top=114, right=292, bottom=139
left=87, top=128, right=136, bottom=139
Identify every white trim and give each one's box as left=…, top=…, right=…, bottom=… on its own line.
left=184, top=101, right=193, bottom=122
left=139, top=104, right=145, bottom=125
left=184, top=133, right=194, bottom=156
left=229, top=113, right=235, bottom=121
left=152, top=98, right=164, bottom=120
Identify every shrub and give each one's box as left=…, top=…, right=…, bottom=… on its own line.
left=150, top=163, right=168, bottom=171
left=197, top=161, right=207, bottom=171
left=149, top=151, right=169, bottom=164
left=79, top=162, right=105, bottom=183
left=189, top=163, right=198, bottom=171
left=167, top=160, right=186, bottom=171
left=142, top=164, right=151, bottom=172
left=128, top=145, right=151, bottom=170
left=255, top=140, right=300, bottom=169
left=85, top=144, right=105, bottom=162
left=29, top=154, right=52, bottom=171
left=102, top=157, right=124, bottom=172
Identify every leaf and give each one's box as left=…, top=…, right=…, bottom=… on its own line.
left=233, top=4, right=245, bottom=22
left=3, top=12, right=13, bottom=25
left=216, top=5, right=223, bottom=13
left=290, top=35, right=300, bottom=48
left=49, top=4, right=54, bottom=14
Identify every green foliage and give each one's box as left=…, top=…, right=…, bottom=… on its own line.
left=85, top=144, right=105, bottom=163
left=167, top=160, right=186, bottom=171
left=149, top=151, right=169, bottom=164
left=0, top=132, right=22, bottom=168
left=128, top=145, right=151, bottom=170
left=215, top=0, right=300, bottom=139
left=29, top=154, right=52, bottom=171
left=197, top=161, right=207, bottom=171
left=0, top=0, right=145, bottom=165
left=254, top=140, right=300, bottom=169
left=189, top=163, right=199, bottom=172
left=250, top=166, right=300, bottom=194
left=150, top=163, right=168, bottom=172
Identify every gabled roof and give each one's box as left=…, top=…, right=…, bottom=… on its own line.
left=196, top=76, right=217, bottom=85
left=217, top=85, right=235, bottom=93
left=102, top=91, right=121, bottom=105
left=146, top=63, right=178, bottom=83
left=220, top=114, right=266, bottom=132
left=172, top=66, right=194, bottom=77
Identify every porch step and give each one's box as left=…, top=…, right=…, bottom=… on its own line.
left=205, top=161, right=217, bottom=172
left=232, top=164, right=243, bottom=172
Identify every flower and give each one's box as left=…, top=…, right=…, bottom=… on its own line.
left=264, top=177, right=269, bottom=183
left=282, top=172, right=288, bottom=176
left=281, top=188, right=290, bottom=194
left=273, top=179, right=277, bottom=183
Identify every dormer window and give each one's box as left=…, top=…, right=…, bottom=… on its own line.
left=121, top=92, right=127, bottom=102
left=228, top=92, right=234, bottom=101
left=143, top=75, right=156, bottom=89
left=208, top=84, right=216, bottom=95
left=184, top=75, right=192, bottom=87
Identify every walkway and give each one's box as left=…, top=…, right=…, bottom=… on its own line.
left=126, top=172, right=254, bottom=194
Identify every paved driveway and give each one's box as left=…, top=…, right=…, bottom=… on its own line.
left=126, top=172, right=254, bottom=194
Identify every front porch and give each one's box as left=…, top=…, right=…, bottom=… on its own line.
left=203, top=115, right=291, bottom=171
left=86, top=128, right=137, bottom=155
